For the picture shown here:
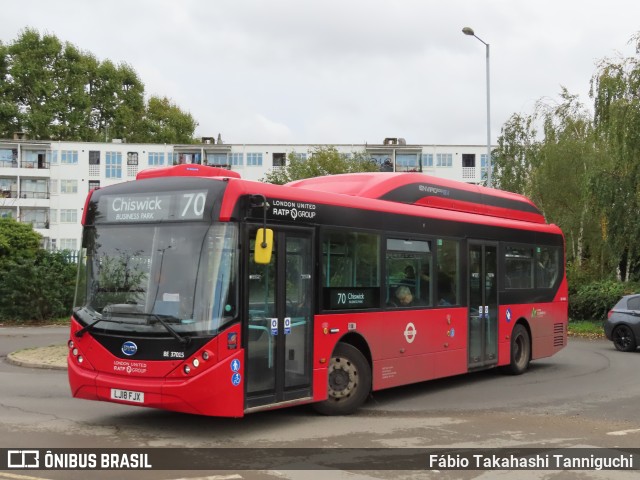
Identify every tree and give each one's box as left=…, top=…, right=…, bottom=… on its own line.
left=0, top=28, right=197, bottom=143
left=262, top=146, right=379, bottom=184
left=534, top=89, right=603, bottom=271
left=590, top=34, right=640, bottom=281
left=492, top=89, right=602, bottom=272
left=0, top=219, right=76, bottom=321
left=0, top=217, right=41, bottom=260
left=0, top=250, right=77, bottom=321
left=492, top=112, right=538, bottom=197
left=140, top=96, right=198, bottom=144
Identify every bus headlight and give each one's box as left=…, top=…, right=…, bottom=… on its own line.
left=192, top=358, right=200, bottom=368
left=183, top=365, right=191, bottom=374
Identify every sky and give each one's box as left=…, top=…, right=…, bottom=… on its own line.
left=4, top=0, right=640, bottom=146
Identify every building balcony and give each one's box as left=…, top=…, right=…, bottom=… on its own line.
left=18, top=190, right=50, bottom=200
left=0, top=160, right=18, bottom=169
left=1, top=190, right=18, bottom=198
left=20, top=160, right=50, bottom=169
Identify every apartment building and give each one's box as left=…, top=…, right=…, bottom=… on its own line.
left=0, top=136, right=490, bottom=251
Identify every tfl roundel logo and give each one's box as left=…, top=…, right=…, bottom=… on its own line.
left=121, top=341, right=138, bottom=356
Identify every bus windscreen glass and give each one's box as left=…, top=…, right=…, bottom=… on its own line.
left=73, top=223, right=237, bottom=336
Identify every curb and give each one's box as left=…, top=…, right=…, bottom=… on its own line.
left=6, top=346, right=68, bottom=371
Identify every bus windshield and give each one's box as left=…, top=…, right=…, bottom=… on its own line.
left=73, top=222, right=238, bottom=337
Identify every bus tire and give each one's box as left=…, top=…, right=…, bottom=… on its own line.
left=313, top=343, right=371, bottom=415
left=506, top=324, right=530, bottom=375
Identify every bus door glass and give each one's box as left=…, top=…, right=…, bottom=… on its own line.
left=246, top=227, right=313, bottom=409
left=468, top=243, right=498, bottom=369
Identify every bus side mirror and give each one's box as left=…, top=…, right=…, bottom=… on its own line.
left=254, top=228, right=273, bottom=265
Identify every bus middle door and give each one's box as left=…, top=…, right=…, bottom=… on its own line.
left=468, top=242, right=498, bottom=370
left=245, top=226, right=314, bottom=411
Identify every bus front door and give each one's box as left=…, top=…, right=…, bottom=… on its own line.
left=468, top=243, right=498, bottom=370
left=245, top=227, right=314, bottom=411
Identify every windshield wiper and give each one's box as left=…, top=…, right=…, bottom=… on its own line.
left=147, top=314, right=189, bottom=345
left=75, top=317, right=137, bottom=338
left=75, top=307, right=190, bottom=344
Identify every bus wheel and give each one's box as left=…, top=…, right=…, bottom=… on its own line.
left=506, top=324, right=530, bottom=375
left=313, top=343, right=371, bottom=415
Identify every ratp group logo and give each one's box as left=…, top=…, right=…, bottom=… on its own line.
left=8, top=450, right=39, bottom=468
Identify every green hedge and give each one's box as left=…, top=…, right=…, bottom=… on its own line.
left=0, top=250, right=77, bottom=322
left=569, top=280, right=640, bottom=321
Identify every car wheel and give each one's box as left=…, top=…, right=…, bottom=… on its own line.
left=612, top=325, right=637, bottom=352
left=313, top=343, right=371, bottom=415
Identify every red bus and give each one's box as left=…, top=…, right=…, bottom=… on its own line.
left=68, top=164, right=567, bottom=417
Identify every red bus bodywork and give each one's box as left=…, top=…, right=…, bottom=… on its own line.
left=68, top=167, right=567, bottom=417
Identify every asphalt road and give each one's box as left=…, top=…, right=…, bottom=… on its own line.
left=1, top=327, right=640, bottom=480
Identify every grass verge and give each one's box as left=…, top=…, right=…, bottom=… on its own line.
left=568, top=319, right=604, bottom=339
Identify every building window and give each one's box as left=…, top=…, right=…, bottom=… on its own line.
left=47, top=150, right=58, bottom=165
left=60, top=180, right=78, bottom=194
left=60, top=238, right=77, bottom=250
left=462, top=154, right=476, bottom=168
left=148, top=152, right=165, bottom=166
left=481, top=154, right=489, bottom=181
left=228, top=153, right=243, bottom=166
left=169, top=152, right=180, bottom=165
left=88, top=180, right=100, bottom=191
left=21, top=209, right=49, bottom=229
left=247, top=153, right=263, bottom=166
left=422, top=153, right=433, bottom=168
left=273, top=153, right=286, bottom=167
left=436, top=153, right=453, bottom=167
left=49, top=179, right=58, bottom=195
left=89, top=151, right=100, bottom=165
left=61, top=150, right=79, bottom=164
left=395, top=154, right=419, bottom=171
left=0, top=149, right=17, bottom=166
left=206, top=153, right=228, bottom=166
left=127, top=152, right=138, bottom=165
left=20, top=179, right=48, bottom=199
left=60, top=209, right=78, bottom=223
left=106, top=152, right=123, bottom=178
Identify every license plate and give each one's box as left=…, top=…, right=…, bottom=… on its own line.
left=111, top=388, right=144, bottom=403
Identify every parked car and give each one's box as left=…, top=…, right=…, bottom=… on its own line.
left=605, top=294, right=640, bottom=352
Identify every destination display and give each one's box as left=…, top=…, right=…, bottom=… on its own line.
left=326, top=287, right=379, bottom=310
left=98, top=190, right=209, bottom=223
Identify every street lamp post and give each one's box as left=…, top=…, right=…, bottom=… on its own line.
left=462, top=27, right=492, bottom=188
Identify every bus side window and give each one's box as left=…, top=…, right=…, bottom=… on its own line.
left=536, top=246, right=560, bottom=288
left=436, top=239, right=459, bottom=306
left=322, top=230, right=380, bottom=309
left=385, top=238, right=432, bottom=307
